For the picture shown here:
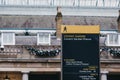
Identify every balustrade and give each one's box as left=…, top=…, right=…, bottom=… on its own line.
left=0, top=46, right=22, bottom=58
left=0, top=45, right=61, bottom=58
left=100, top=47, right=120, bottom=59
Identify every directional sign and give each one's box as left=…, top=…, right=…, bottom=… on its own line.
left=62, top=25, right=100, bottom=80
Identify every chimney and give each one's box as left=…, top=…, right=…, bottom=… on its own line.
left=55, top=6, right=62, bottom=39
left=117, top=10, right=120, bottom=32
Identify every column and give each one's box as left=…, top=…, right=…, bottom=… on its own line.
left=21, top=71, right=29, bottom=80
left=101, top=71, right=108, bottom=80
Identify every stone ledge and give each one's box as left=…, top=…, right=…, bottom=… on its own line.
left=0, top=58, right=61, bottom=63
left=100, top=59, right=120, bottom=63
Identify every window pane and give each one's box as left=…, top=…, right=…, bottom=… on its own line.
left=109, top=35, right=113, bottom=44
left=109, top=34, right=118, bottom=44
left=113, top=34, right=118, bottom=44
left=44, top=35, right=49, bottom=42
left=39, top=35, right=44, bottom=42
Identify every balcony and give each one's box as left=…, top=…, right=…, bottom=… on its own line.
left=0, top=45, right=61, bottom=60
left=0, top=34, right=120, bottom=61
left=100, top=35, right=120, bottom=62
left=1, top=45, right=120, bottom=60
left=0, top=45, right=22, bottom=58
left=100, top=47, right=120, bottom=59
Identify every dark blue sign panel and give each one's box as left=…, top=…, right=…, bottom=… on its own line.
left=62, top=34, right=100, bottom=80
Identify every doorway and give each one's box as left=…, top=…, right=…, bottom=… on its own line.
left=107, top=74, right=120, bottom=80
left=29, top=72, right=60, bottom=80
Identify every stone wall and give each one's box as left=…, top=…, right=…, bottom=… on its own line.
left=0, top=72, right=22, bottom=80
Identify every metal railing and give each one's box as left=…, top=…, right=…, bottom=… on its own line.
left=0, top=0, right=119, bottom=8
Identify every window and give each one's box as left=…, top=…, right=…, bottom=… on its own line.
left=109, top=34, right=118, bottom=44
left=37, top=32, right=51, bottom=45
left=1, top=32, right=15, bottom=45
left=105, top=33, right=120, bottom=46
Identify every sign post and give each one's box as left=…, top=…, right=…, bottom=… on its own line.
left=61, top=25, right=100, bottom=80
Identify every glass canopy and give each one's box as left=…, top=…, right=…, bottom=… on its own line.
left=0, top=0, right=119, bottom=8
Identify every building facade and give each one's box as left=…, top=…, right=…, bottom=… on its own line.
left=0, top=0, right=120, bottom=80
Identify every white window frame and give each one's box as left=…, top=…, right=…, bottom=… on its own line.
left=1, top=32, right=15, bottom=45
left=105, top=33, right=120, bottom=46
left=37, top=32, right=51, bottom=45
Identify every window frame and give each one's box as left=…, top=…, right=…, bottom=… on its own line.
left=37, top=32, right=51, bottom=45
left=105, top=33, right=120, bottom=46
left=1, top=32, right=15, bottom=45
left=109, top=34, right=118, bottom=44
